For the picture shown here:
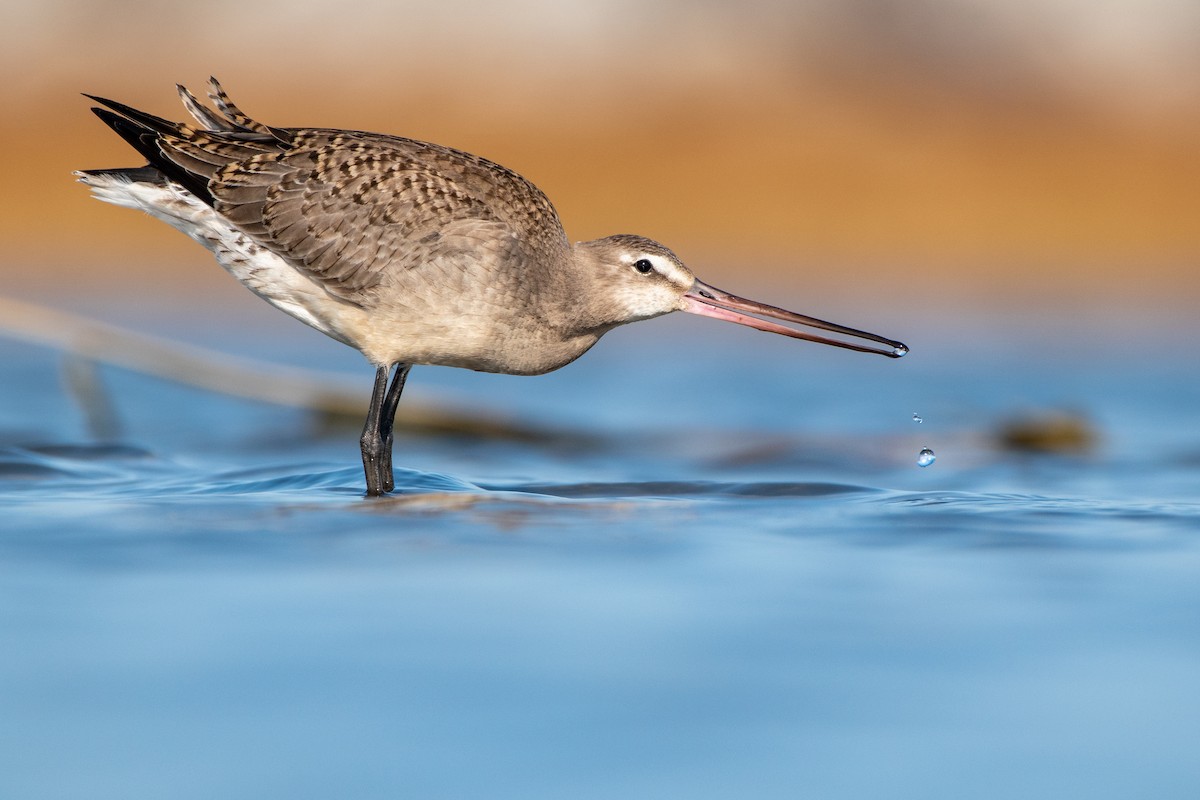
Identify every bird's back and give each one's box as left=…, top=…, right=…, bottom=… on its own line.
left=81, top=81, right=592, bottom=373
left=214, top=128, right=570, bottom=296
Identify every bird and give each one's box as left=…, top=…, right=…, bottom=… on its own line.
left=77, top=78, right=907, bottom=496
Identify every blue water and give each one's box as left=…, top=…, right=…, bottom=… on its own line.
left=2, top=294, right=1199, bottom=799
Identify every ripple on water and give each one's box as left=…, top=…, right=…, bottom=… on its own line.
left=20, top=443, right=156, bottom=461
left=2, top=436, right=1198, bottom=553
left=865, top=489, right=1200, bottom=547
left=0, top=444, right=154, bottom=483
left=497, top=480, right=881, bottom=501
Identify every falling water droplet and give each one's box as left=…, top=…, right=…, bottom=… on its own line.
left=917, top=447, right=936, bottom=468
left=912, top=413, right=923, bottom=424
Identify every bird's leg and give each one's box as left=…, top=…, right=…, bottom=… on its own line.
left=360, top=365, right=390, bottom=496
left=377, top=363, right=411, bottom=494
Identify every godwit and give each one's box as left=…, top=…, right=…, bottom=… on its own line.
left=77, top=79, right=906, bottom=496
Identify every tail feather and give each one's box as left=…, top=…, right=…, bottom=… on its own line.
left=73, top=166, right=180, bottom=216
left=177, top=84, right=237, bottom=131
left=81, top=78, right=290, bottom=209
left=210, top=76, right=268, bottom=133
left=87, top=106, right=214, bottom=204
left=207, top=77, right=285, bottom=139
left=76, top=165, right=166, bottom=184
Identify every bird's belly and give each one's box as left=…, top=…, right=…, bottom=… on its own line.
left=350, top=311, right=602, bottom=375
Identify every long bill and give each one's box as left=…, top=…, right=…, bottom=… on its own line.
left=681, top=280, right=907, bottom=358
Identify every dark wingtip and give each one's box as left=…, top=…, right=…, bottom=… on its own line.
left=88, top=107, right=159, bottom=161
left=82, top=93, right=180, bottom=135
left=84, top=102, right=215, bottom=206
left=89, top=105, right=138, bottom=133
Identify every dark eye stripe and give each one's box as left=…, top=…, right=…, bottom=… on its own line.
left=633, top=259, right=653, bottom=274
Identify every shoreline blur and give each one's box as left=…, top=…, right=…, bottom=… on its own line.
left=1, top=1, right=1196, bottom=310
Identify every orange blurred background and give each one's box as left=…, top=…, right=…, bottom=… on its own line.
left=1, top=0, right=1197, bottom=317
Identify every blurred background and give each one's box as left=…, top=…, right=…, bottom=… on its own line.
left=4, top=6, right=1200, bottom=798
left=1, top=0, right=1197, bottom=319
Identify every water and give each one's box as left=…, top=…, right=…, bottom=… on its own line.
left=2, top=298, right=1200, bottom=799
left=917, top=446, right=936, bottom=467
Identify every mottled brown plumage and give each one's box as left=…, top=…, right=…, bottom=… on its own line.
left=78, top=78, right=905, bottom=496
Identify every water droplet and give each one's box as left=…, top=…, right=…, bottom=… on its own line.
left=892, top=344, right=909, bottom=357
left=912, top=413, right=923, bottom=424
left=917, top=447, right=936, bottom=468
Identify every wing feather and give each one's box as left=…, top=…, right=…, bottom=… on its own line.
left=88, top=81, right=571, bottom=303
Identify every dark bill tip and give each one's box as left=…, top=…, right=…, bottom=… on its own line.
left=682, top=281, right=907, bottom=358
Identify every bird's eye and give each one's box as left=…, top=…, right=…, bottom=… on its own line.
left=633, top=258, right=654, bottom=274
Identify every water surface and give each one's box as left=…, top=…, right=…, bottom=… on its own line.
left=2, top=298, right=1198, bottom=799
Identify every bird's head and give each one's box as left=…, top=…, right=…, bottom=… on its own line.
left=572, top=234, right=695, bottom=325
left=572, top=234, right=908, bottom=358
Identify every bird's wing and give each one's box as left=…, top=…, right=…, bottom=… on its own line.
left=87, top=81, right=569, bottom=304
left=210, top=132, right=523, bottom=301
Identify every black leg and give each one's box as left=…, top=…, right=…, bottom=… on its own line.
left=378, top=363, right=411, bottom=494
left=359, top=365, right=390, bottom=496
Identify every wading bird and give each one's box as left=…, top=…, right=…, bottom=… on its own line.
left=78, top=79, right=906, bottom=496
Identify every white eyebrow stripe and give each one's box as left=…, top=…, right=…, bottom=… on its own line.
left=653, top=256, right=691, bottom=286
